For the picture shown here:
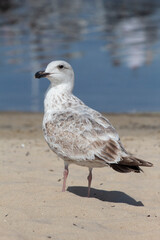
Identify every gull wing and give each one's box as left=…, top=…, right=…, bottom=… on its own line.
left=43, top=110, right=124, bottom=165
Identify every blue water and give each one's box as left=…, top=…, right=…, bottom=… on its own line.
left=0, top=0, right=160, bottom=112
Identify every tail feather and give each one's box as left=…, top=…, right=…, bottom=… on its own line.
left=110, top=156, right=153, bottom=173
left=110, top=164, right=142, bottom=173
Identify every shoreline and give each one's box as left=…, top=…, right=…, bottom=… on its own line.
left=1, top=111, right=160, bottom=137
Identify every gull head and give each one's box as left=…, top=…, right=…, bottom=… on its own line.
left=35, top=60, right=74, bottom=90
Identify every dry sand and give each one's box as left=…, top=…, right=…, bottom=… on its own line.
left=0, top=112, right=160, bottom=240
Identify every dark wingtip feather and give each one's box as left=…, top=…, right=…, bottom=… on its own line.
left=120, top=156, right=153, bottom=168
left=144, top=161, right=153, bottom=167
left=110, top=164, right=143, bottom=173
left=110, top=155, right=153, bottom=173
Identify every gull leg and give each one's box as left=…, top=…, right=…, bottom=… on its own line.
left=62, top=163, right=69, bottom=192
left=87, top=168, right=92, bottom=197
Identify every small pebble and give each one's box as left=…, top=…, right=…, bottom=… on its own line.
left=25, top=151, right=30, bottom=156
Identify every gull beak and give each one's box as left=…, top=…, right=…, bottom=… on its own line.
left=35, top=71, right=50, bottom=79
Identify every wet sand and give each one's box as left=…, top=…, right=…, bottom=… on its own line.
left=0, top=112, right=160, bottom=240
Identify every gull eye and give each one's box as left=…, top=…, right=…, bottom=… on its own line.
left=58, top=64, right=64, bottom=69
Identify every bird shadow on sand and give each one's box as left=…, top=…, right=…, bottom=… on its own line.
left=67, top=186, right=144, bottom=206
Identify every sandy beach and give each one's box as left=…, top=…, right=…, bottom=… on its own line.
left=0, top=112, right=160, bottom=240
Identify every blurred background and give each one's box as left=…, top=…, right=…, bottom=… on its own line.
left=0, top=0, right=160, bottom=113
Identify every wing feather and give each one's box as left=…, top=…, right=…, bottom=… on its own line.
left=43, top=110, right=123, bottom=165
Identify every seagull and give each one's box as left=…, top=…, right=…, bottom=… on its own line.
left=35, top=60, right=153, bottom=197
